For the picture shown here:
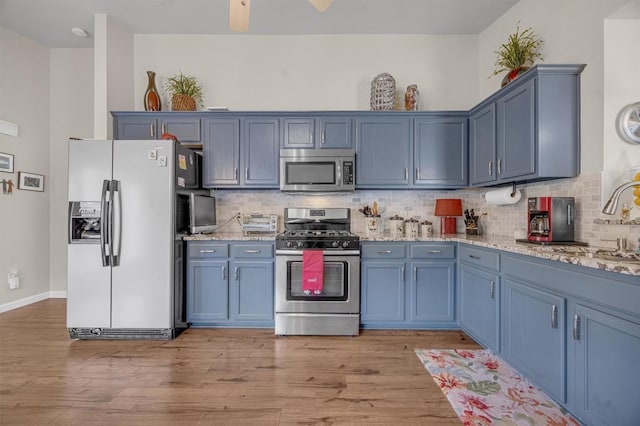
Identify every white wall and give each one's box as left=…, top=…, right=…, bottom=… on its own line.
left=49, top=48, right=94, bottom=293
left=0, top=27, right=51, bottom=306
left=478, top=0, right=628, bottom=175
left=133, top=34, right=479, bottom=111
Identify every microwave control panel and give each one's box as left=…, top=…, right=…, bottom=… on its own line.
left=342, top=161, right=354, bottom=185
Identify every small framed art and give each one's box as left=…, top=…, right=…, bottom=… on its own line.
left=18, top=171, right=44, bottom=192
left=0, top=152, right=14, bottom=173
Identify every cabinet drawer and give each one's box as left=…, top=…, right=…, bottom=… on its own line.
left=410, top=244, right=455, bottom=259
left=187, top=243, right=228, bottom=258
left=361, top=244, right=406, bottom=259
left=231, top=243, right=274, bottom=258
left=459, top=245, right=500, bottom=271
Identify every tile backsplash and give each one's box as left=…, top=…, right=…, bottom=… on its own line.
left=210, top=172, right=639, bottom=251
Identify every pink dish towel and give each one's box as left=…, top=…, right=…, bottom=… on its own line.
left=302, top=250, right=324, bottom=295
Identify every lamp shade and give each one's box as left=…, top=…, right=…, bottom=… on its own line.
left=434, top=199, right=462, bottom=217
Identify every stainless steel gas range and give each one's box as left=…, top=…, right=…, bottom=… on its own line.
left=275, top=208, right=360, bottom=336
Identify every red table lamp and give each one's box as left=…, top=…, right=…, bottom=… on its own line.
left=434, top=199, right=462, bottom=234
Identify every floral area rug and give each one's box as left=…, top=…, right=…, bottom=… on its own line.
left=415, top=349, right=579, bottom=426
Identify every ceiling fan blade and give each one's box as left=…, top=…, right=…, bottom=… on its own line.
left=229, top=0, right=250, bottom=32
left=309, top=0, right=333, bottom=12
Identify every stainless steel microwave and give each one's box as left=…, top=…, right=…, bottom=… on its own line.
left=280, top=149, right=355, bottom=192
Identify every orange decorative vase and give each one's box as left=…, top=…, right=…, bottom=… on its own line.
left=501, top=66, right=530, bottom=87
left=144, top=71, right=161, bottom=111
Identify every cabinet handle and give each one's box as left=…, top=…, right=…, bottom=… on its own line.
left=222, top=266, right=226, bottom=280
left=490, top=281, right=495, bottom=298
left=404, top=168, right=408, bottom=180
left=551, top=305, right=558, bottom=329
left=415, top=168, right=420, bottom=180
left=401, top=266, right=405, bottom=281
left=469, top=254, right=481, bottom=260
left=244, top=249, right=260, bottom=253
left=497, top=158, right=502, bottom=174
left=321, top=131, right=325, bottom=144
left=488, top=160, right=492, bottom=176
left=150, top=124, right=154, bottom=138
left=245, top=168, right=249, bottom=181
left=234, top=168, right=238, bottom=180
left=161, top=123, right=166, bottom=134
left=199, top=249, right=216, bottom=253
left=427, top=250, right=441, bottom=254
left=413, top=266, right=417, bottom=281
left=377, top=250, right=392, bottom=254
left=234, top=267, right=239, bottom=281
left=573, top=314, right=581, bottom=340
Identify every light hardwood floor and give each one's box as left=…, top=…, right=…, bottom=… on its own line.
left=0, top=299, right=480, bottom=425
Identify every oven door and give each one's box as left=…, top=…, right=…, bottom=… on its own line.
left=275, top=250, right=360, bottom=314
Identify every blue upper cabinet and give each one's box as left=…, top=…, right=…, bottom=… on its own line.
left=469, top=64, right=585, bottom=187
left=113, top=113, right=201, bottom=146
left=282, top=116, right=353, bottom=149
left=202, top=116, right=279, bottom=188
left=115, top=115, right=158, bottom=140
left=414, top=115, right=468, bottom=188
left=355, top=116, right=412, bottom=188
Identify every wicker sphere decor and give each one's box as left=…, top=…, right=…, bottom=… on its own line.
left=171, top=94, right=197, bottom=111
left=370, top=73, right=397, bottom=111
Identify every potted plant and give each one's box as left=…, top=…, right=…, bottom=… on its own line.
left=492, top=22, right=544, bottom=87
left=163, top=71, right=203, bottom=111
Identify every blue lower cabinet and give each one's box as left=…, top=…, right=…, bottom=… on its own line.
left=458, top=263, right=499, bottom=350
left=186, top=241, right=274, bottom=327
left=408, top=261, right=455, bottom=323
left=360, top=260, right=406, bottom=324
left=570, top=303, right=640, bottom=426
left=502, top=278, right=566, bottom=404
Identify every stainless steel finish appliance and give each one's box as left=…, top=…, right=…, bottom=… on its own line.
left=527, top=196, right=575, bottom=243
left=275, top=208, right=360, bottom=335
left=242, top=213, right=279, bottom=235
left=279, top=149, right=355, bottom=192
left=67, top=139, right=199, bottom=339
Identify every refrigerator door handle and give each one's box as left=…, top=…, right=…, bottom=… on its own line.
left=100, top=179, right=110, bottom=267
left=111, top=180, right=122, bottom=266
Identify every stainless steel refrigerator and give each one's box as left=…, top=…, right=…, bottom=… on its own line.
left=67, top=139, right=199, bottom=339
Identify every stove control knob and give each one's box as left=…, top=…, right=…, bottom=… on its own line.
left=296, top=241, right=304, bottom=248
left=286, top=241, right=293, bottom=248
left=332, top=241, right=339, bottom=248
left=342, top=241, right=350, bottom=248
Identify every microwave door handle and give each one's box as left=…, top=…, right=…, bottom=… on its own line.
left=100, top=180, right=110, bottom=267
left=567, top=204, right=573, bottom=226
left=336, top=160, right=342, bottom=184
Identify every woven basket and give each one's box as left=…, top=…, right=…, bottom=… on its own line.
left=171, top=94, right=197, bottom=111
left=370, top=73, right=396, bottom=111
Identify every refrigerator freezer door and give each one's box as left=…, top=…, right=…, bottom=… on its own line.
left=67, top=139, right=113, bottom=328
left=111, top=139, right=174, bottom=329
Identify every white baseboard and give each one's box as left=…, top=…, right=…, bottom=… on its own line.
left=0, top=291, right=67, bottom=314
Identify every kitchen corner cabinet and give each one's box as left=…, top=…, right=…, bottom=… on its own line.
left=469, top=64, right=585, bottom=187
left=202, top=117, right=279, bottom=188
left=112, top=113, right=201, bottom=145
left=457, top=245, right=500, bottom=350
left=281, top=117, right=353, bottom=149
left=186, top=241, right=274, bottom=327
left=360, top=242, right=456, bottom=328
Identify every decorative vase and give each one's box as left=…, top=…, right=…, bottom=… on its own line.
left=370, top=73, right=396, bottom=111
left=171, top=94, right=197, bottom=111
left=144, top=71, right=161, bottom=111
left=501, top=66, right=530, bottom=87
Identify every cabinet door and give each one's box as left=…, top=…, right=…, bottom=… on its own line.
left=202, top=118, right=240, bottom=186
left=186, top=260, right=229, bottom=323
left=282, top=118, right=315, bottom=148
left=229, top=260, right=274, bottom=322
left=496, top=79, right=536, bottom=180
left=159, top=116, right=201, bottom=144
left=318, top=117, right=353, bottom=149
left=355, top=117, right=411, bottom=187
left=242, top=118, right=279, bottom=187
left=360, top=261, right=406, bottom=323
left=571, top=304, right=640, bottom=426
left=458, top=265, right=499, bottom=350
left=408, top=261, right=455, bottom=323
left=414, top=117, right=468, bottom=188
left=469, top=103, right=497, bottom=185
left=502, top=278, right=566, bottom=403
left=116, top=116, right=157, bottom=140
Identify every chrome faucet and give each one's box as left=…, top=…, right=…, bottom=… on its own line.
left=602, top=181, right=638, bottom=215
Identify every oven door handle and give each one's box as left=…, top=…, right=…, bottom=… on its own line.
left=275, top=249, right=360, bottom=256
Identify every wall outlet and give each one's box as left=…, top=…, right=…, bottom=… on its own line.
left=8, top=270, right=19, bottom=290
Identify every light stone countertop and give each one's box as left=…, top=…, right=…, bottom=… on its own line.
left=184, top=232, right=640, bottom=277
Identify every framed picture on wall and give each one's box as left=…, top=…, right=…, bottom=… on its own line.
left=0, top=152, right=14, bottom=173
left=18, top=171, right=44, bottom=192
